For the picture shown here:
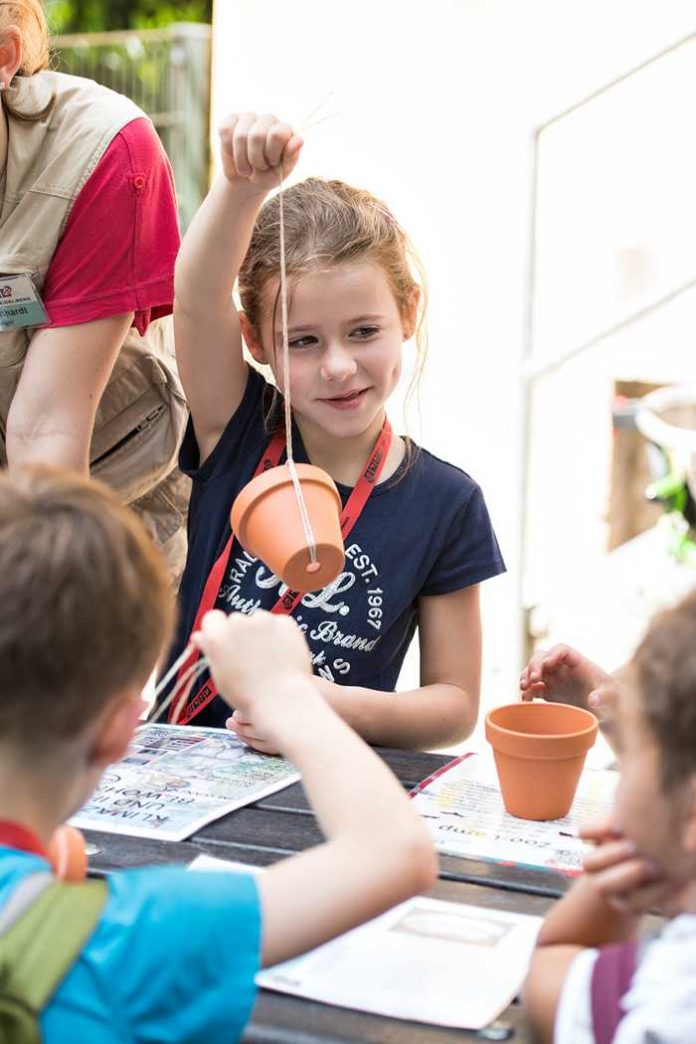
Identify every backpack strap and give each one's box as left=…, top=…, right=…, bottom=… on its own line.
left=0, top=873, right=108, bottom=1030
left=0, top=873, right=54, bottom=934
left=590, top=940, right=639, bottom=1044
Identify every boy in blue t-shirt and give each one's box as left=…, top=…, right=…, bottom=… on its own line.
left=0, top=468, right=436, bottom=1043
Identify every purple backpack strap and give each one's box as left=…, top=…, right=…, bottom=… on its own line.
left=590, top=940, right=639, bottom=1044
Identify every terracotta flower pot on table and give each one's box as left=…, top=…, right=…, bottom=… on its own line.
left=231, top=463, right=344, bottom=593
left=485, top=701, right=598, bottom=821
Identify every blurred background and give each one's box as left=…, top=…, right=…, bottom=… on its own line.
left=48, top=1, right=213, bottom=228
left=47, top=1, right=696, bottom=729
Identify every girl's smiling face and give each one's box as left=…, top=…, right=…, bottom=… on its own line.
left=244, top=261, right=415, bottom=441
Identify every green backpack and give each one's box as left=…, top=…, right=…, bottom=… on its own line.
left=0, top=873, right=107, bottom=1044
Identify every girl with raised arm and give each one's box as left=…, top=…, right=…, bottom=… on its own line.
left=164, top=113, right=505, bottom=750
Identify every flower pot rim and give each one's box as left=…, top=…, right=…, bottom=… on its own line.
left=230, top=462, right=344, bottom=592
left=485, top=701, right=598, bottom=743
left=232, top=462, right=342, bottom=545
left=238, top=461, right=340, bottom=498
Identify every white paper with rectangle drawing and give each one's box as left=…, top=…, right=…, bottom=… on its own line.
left=411, top=751, right=618, bottom=874
left=257, top=896, right=540, bottom=1029
left=71, top=724, right=299, bottom=842
left=189, top=854, right=259, bottom=875
left=190, top=855, right=540, bottom=1028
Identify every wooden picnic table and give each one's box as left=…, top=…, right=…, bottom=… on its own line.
left=85, top=748, right=569, bottom=1043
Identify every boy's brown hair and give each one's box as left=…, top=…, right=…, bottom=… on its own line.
left=633, top=588, right=696, bottom=789
left=0, top=468, right=174, bottom=754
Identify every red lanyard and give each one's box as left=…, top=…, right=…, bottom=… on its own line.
left=170, top=418, right=393, bottom=725
left=0, top=821, right=47, bottom=858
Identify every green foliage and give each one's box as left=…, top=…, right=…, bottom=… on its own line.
left=46, top=0, right=212, bottom=34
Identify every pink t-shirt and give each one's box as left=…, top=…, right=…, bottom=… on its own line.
left=40, top=116, right=181, bottom=335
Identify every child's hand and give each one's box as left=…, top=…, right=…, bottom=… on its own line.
left=581, top=819, right=685, bottom=917
left=520, top=643, right=618, bottom=713
left=225, top=710, right=281, bottom=756
left=218, top=112, right=303, bottom=192
left=194, top=609, right=313, bottom=734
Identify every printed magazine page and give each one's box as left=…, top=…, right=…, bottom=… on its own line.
left=411, top=751, right=618, bottom=874
left=71, top=724, right=299, bottom=841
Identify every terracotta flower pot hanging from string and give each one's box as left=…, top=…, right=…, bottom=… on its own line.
left=230, top=166, right=344, bottom=594
left=485, top=701, right=598, bottom=821
left=231, top=463, right=343, bottom=592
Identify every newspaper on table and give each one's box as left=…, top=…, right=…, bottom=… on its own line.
left=190, top=854, right=541, bottom=1030
left=411, top=750, right=619, bottom=875
left=71, top=724, right=299, bottom=842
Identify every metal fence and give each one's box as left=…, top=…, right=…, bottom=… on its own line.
left=51, top=23, right=212, bottom=230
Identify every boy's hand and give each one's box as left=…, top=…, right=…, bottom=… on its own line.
left=194, top=610, right=313, bottom=739
left=218, top=113, right=303, bottom=192
left=581, top=819, right=685, bottom=917
left=520, top=643, right=618, bottom=713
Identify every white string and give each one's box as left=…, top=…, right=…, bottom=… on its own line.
left=300, top=111, right=341, bottom=135
left=148, top=654, right=211, bottom=725
left=169, top=659, right=211, bottom=726
left=288, top=456, right=318, bottom=561
left=278, top=165, right=318, bottom=566
left=300, top=90, right=333, bottom=128
left=149, top=132, right=329, bottom=725
left=152, top=643, right=194, bottom=701
left=298, top=94, right=341, bottom=145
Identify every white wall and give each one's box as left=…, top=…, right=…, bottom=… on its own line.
left=211, top=0, right=696, bottom=710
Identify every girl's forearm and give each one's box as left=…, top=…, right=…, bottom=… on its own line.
left=175, top=176, right=267, bottom=316
left=260, top=682, right=436, bottom=871
left=317, top=679, right=477, bottom=749
left=537, top=876, right=640, bottom=950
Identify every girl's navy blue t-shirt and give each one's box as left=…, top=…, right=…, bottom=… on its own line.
left=166, top=367, right=505, bottom=727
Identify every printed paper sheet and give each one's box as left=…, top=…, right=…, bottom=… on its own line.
left=411, top=751, right=618, bottom=874
left=260, top=897, right=540, bottom=1028
left=190, top=855, right=540, bottom=1030
left=71, top=724, right=299, bottom=841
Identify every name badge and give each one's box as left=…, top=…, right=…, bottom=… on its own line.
left=0, top=274, right=49, bottom=332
